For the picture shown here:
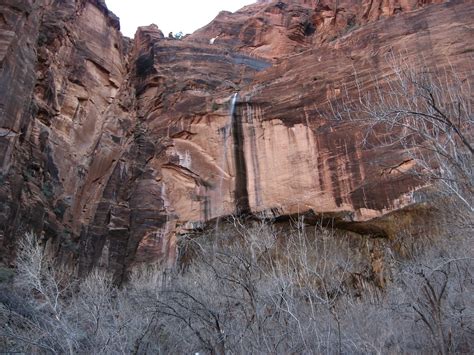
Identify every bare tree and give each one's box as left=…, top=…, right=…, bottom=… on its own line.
left=0, top=232, right=79, bottom=353
left=154, top=217, right=383, bottom=354
left=0, top=233, right=165, bottom=354
left=1, top=218, right=472, bottom=354
left=333, top=53, right=473, bottom=213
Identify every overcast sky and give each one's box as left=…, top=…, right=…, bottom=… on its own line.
left=105, top=0, right=255, bottom=38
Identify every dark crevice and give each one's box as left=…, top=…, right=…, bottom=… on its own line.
left=231, top=95, right=251, bottom=215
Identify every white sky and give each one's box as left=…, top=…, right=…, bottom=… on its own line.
left=105, top=0, right=256, bottom=38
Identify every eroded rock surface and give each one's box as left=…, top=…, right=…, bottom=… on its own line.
left=0, top=0, right=472, bottom=279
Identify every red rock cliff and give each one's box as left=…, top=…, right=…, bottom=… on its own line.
left=0, top=0, right=472, bottom=279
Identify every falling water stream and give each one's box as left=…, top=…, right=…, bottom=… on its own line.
left=229, top=92, right=239, bottom=120
left=215, top=93, right=239, bottom=230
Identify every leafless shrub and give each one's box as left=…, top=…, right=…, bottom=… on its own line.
left=0, top=232, right=78, bottom=353
left=1, top=219, right=472, bottom=354
left=0, top=233, right=165, bottom=354
left=156, top=218, right=382, bottom=354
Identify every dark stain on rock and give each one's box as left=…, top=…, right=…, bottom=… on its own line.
left=231, top=98, right=251, bottom=215
left=136, top=49, right=156, bottom=78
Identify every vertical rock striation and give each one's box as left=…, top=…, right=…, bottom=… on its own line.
left=0, top=0, right=128, bottom=268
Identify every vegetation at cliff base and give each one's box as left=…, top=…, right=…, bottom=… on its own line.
left=0, top=215, right=472, bottom=354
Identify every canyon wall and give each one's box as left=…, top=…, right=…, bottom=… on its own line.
left=0, top=0, right=472, bottom=279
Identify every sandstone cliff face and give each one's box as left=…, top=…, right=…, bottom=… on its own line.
left=190, top=0, right=444, bottom=59
left=0, top=0, right=127, bottom=267
left=0, top=0, right=472, bottom=279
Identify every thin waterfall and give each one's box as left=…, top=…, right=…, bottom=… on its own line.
left=216, top=93, right=239, bottom=230
left=221, top=93, right=239, bottom=182
left=221, top=93, right=238, bottom=161
left=229, top=92, right=238, bottom=121
left=225, top=92, right=239, bottom=178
